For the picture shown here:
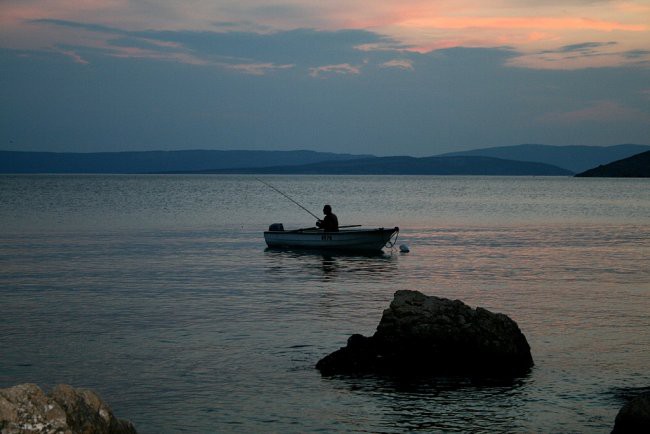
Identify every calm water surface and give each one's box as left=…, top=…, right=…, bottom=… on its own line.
left=1, top=175, right=649, bottom=433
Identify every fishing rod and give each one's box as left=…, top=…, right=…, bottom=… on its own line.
left=288, top=224, right=362, bottom=233
left=256, top=178, right=321, bottom=221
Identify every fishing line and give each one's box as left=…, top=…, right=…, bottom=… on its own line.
left=255, top=178, right=321, bottom=221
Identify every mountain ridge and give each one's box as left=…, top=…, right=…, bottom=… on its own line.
left=1, top=144, right=646, bottom=174
left=189, top=155, right=573, bottom=176
left=575, top=151, right=650, bottom=178
left=0, top=149, right=373, bottom=174
left=439, top=144, right=650, bottom=173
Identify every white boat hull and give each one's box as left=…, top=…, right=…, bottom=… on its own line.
left=264, top=227, right=399, bottom=252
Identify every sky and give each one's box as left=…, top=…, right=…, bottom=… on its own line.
left=1, top=0, right=649, bottom=156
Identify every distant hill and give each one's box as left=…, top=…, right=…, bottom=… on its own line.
left=575, top=151, right=650, bottom=178
left=0, top=150, right=373, bottom=174
left=4, top=146, right=639, bottom=176
left=439, top=144, right=650, bottom=173
left=195, top=155, right=573, bottom=176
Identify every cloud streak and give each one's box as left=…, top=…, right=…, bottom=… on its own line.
left=1, top=1, right=648, bottom=69
left=225, top=62, right=295, bottom=75
left=380, top=59, right=414, bottom=70
left=538, top=101, right=650, bottom=124
left=309, top=63, right=361, bottom=78
left=19, top=20, right=408, bottom=76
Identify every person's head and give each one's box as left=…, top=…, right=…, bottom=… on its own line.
left=323, top=204, right=332, bottom=215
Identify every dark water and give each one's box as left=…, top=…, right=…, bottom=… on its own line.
left=1, top=175, right=649, bottom=432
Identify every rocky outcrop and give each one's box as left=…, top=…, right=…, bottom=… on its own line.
left=317, top=290, right=533, bottom=376
left=0, top=383, right=137, bottom=434
left=612, top=392, right=650, bottom=433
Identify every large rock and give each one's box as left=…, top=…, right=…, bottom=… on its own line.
left=317, top=290, right=533, bottom=376
left=0, top=383, right=137, bottom=434
left=612, top=392, right=650, bottom=433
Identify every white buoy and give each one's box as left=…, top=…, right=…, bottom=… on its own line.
left=399, top=244, right=410, bottom=253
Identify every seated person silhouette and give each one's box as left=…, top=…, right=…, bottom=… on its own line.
left=316, top=204, right=339, bottom=232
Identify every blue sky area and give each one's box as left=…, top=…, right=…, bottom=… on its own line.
left=1, top=1, right=649, bottom=156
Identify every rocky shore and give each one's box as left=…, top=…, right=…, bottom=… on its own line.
left=0, top=384, right=136, bottom=434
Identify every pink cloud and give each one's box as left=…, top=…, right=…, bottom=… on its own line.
left=2, top=0, right=650, bottom=71
left=224, top=62, right=294, bottom=75
left=380, top=59, right=414, bottom=70
left=398, top=16, right=647, bottom=32
left=58, top=49, right=89, bottom=65
left=309, top=63, right=361, bottom=78
left=537, top=101, right=650, bottom=124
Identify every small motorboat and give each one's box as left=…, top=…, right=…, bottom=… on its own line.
left=264, top=224, right=399, bottom=252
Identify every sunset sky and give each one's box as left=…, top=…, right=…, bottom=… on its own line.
left=2, top=0, right=649, bottom=155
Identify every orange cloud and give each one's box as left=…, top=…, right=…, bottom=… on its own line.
left=320, top=1, right=650, bottom=69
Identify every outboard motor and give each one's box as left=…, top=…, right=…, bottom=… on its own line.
left=268, top=223, right=284, bottom=232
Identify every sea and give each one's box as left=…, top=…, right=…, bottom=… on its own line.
left=1, top=175, right=648, bottom=433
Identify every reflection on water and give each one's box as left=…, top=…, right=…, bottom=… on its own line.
left=606, top=385, right=650, bottom=404
left=264, top=247, right=399, bottom=281
left=328, top=371, right=531, bottom=393
left=319, top=373, right=534, bottom=432
left=1, top=175, right=649, bottom=433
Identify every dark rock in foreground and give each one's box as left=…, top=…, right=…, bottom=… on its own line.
left=317, top=290, right=533, bottom=377
left=0, top=383, right=137, bottom=434
left=612, top=392, right=650, bottom=433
